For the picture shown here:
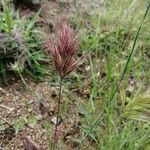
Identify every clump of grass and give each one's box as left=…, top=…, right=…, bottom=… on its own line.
left=0, top=0, right=48, bottom=84
left=76, top=1, right=150, bottom=149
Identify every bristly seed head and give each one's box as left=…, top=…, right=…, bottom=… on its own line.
left=46, top=19, right=84, bottom=79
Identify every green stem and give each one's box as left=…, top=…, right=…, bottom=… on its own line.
left=54, top=78, right=63, bottom=142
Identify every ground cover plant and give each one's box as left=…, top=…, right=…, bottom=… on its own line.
left=0, top=0, right=48, bottom=84
left=0, top=0, right=150, bottom=150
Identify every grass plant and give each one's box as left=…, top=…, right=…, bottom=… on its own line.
left=0, top=1, right=48, bottom=84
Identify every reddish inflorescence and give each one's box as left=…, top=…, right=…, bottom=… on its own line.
left=46, top=19, right=84, bottom=79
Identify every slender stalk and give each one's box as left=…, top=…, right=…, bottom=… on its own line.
left=54, top=77, right=63, bottom=142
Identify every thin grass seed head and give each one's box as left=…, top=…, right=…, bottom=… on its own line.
left=46, top=19, right=84, bottom=79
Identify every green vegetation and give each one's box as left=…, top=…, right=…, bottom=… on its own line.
left=0, top=0, right=48, bottom=84
left=0, top=0, right=150, bottom=149
left=74, top=0, right=150, bottom=149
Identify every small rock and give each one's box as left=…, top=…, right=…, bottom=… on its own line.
left=51, top=116, right=62, bottom=125
left=85, top=66, right=90, bottom=71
